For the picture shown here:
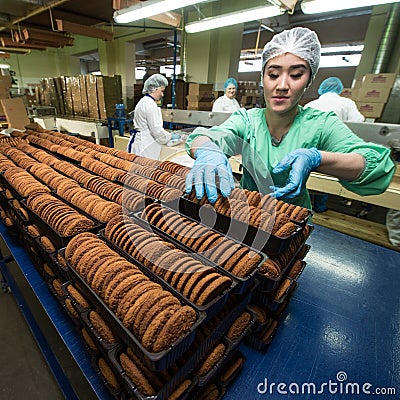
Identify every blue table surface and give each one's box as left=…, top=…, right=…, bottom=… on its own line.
left=225, top=224, right=400, bottom=400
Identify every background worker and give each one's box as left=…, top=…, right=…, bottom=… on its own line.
left=127, top=74, right=180, bottom=160
left=303, top=77, right=365, bottom=212
left=184, top=27, right=395, bottom=211
left=212, top=77, right=241, bottom=113
left=304, top=77, right=365, bottom=122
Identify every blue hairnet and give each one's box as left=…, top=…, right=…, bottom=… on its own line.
left=142, top=74, right=168, bottom=94
left=261, top=27, right=321, bottom=88
left=318, top=77, right=344, bottom=95
left=224, top=78, right=238, bottom=90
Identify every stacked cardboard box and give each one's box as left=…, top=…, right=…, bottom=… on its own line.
left=343, top=73, right=397, bottom=119
left=38, top=74, right=123, bottom=120
left=186, top=83, right=214, bottom=110
left=0, top=75, right=12, bottom=116
left=132, top=83, right=144, bottom=110
left=163, top=79, right=188, bottom=110
left=23, top=85, right=40, bottom=109
left=237, top=81, right=262, bottom=109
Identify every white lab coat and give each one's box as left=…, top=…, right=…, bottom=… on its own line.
left=304, top=92, right=365, bottom=122
left=128, top=95, right=171, bottom=160
left=212, top=95, right=241, bottom=113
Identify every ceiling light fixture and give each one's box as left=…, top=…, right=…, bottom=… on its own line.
left=301, top=0, right=400, bottom=14
left=114, top=0, right=209, bottom=24
left=185, top=5, right=284, bottom=33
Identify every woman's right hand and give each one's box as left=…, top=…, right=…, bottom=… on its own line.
left=185, top=141, right=235, bottom=203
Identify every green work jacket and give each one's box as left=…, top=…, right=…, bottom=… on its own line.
left=185, top=106, right=395, bottom=209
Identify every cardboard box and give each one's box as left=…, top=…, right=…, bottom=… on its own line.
left=352, top=76, right=364, bottom=89
left=340, top=88, right=359, bottom=100
left=64, top=77, right=74, bottom=116
left=187, top=101, right=212, bottom=111
left=188, top=83, right=213, bottom=94
left=0, top=97, right=30, bottom=129
left=85, top=75, right=99, bottom=119
left=188, top=83, right=214, bottom=100
left=79, top=75, right=89, bottom=117
left=356, top=102, right=386, bottom=118
left=70, top=76, right=83, bottom=116
left=362, top=73, right=397, bottom=88
left=186, top=94, right=214, bottom=103
left=356, top=87, right=392, bottom=103
left=96, top=75, right=123, bottom=119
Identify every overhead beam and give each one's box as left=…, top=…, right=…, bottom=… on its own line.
left=22, top=28, right=74, bottom=46
left=0, top=46, right=31, bottom=54
left=56, top=19, right=113, bottom=41
left=0, top=36, right=47, bottom=50
left=0, top=0, right=71, bottom=32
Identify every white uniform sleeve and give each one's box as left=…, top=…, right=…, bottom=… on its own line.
left=344, top=98, right=365, bottom=122
left=145, top=100, right=171, bottom=144
left=212, top=96, right=225, bottom=112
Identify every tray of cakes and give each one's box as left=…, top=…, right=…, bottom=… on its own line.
left=21, top=192, right=103, bottom=249
left=0, top=167, right=51, bottom=201
left=133, top=202, right=265, bottom=295
left=99, top=214, right=236, bottom=319
left=60, top=232, right=206, bottom=371
left=124, top=172, right=183, bottom=203
left=165, top=189, right=312, bottom=256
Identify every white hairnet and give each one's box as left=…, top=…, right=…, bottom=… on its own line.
left=261, top=27, right=321, bottom=88
left=142, top=74, right=169, bottom=94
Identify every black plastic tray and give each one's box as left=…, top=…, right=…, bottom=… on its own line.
left=80, top=309, right=122, bottom=356
left=0, top=171, right=26, bottom=200
left=49, top=252, right=71, bottom=282
left=224, top=308, right=256, bottom=353
left=91, top=355, right=127, bottom=400
left=20, top=194, right=103, bottom=249
left=99, top=228, right=235, bottom=320
left=133, top=205, right=265, bottom=295
left=287, top=260, right=307, bottom=282
left=60, top=247, right=206, bottom=371
left=196, top=339, right=229, bottom=388
left=163, top=196, right=303, bottom=256
left=217, top=350, right=246, bottom=389
left=245, top=318, right=280, bottom=352
left=108, top=345, right=197, bottom=400
left=256, top=225, right=313, bottom=292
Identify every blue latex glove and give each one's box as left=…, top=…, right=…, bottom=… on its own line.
left=270, top=148, right=322, bottom=199
left=185, top=141, right=235, bottom=203
left=171, top=132, right=181, bottom=140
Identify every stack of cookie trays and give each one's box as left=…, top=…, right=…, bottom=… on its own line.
left=0, top=128, right=314, bottom=398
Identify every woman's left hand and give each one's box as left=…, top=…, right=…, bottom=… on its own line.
left=270, top=148, right=322, bottom=199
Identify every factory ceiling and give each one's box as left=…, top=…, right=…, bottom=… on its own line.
left=0, top=1, right=374, bottom=67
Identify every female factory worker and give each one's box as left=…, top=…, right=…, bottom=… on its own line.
left=304, top=77, right=365, bottom=122
left=128, top=74, right=180, bottom=160
left=212, top=77, right=241, bottom=113
left=185, top=27, right=395, bottom=209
